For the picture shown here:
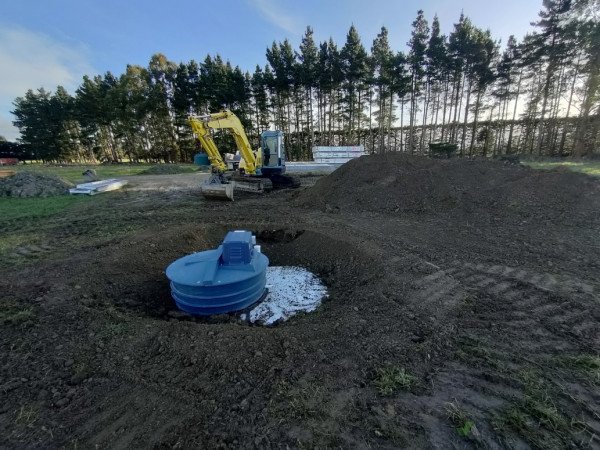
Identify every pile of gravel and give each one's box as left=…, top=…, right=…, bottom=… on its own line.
left=0, top=172, right=74, bottom=198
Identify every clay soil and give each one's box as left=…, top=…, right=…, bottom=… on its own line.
left=1, top=156, right=599, bottom=449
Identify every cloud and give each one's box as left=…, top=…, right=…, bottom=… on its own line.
left=0, top=26, right=97, bottom=141
left=248, top=0, right=302, bottom=35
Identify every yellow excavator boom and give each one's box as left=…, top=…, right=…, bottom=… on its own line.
left=188, top=110, right=260, bottom=175
left=188, top=116, right=228, bottom=172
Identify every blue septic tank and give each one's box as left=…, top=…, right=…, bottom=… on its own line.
left=166, top=231, right=269, bottom=315
left=194, top=153, right=210, bottom=166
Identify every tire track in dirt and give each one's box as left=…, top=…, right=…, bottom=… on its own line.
left=302, top=209, right=599, bottom=447
left=408, top=261, right=600, bottom=448
left=66, top=382, right=195, bottom=449
left=11, top=243, right=54, bottom=258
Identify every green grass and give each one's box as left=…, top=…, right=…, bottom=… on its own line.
left=11, top=163, right=198, bottom=182
left=0, top=232, right=42, bottom=253
left=523, top=160, right=600, bottom=178
left=98, top=320, right=133, bottom=340
left=0, top=301, right=36, bottom=326
left=0, top=195, right=94, bottom=222
left=0, top=194, right=141, bottom=269
left=288, top=382, right=327, bottom=419
left=373, top=366, right=415, bottom=395
left=454, top=336, right=504, bottom=370
left=13, top=405, right=39, bottom=426
left=557, top=354, right=600, bottom=384
left=445, top=401, right=475, bottom=436
left=492, top=367, right=575, bottom=448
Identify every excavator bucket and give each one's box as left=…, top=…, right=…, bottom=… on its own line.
left=201, top=176, right=234, bottom=201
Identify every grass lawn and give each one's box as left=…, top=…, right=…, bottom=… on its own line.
left=0, top=193, right=141, bottom=269
left=523, top=160, right=600, bottom=178
left=0, top=163, right=202, bottom=266
left=0, top=195, right=94, bottom=222
left=9, top=163, right=198, bottom=182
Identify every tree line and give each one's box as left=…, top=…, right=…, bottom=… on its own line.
left=10, top=0, right=600, bottom=163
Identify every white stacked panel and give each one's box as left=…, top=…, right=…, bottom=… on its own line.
left=312, top=146, right=366, bottom=164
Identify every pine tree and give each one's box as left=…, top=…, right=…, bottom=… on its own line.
left=389, top=52, right=411, bottom=151
left=371, top=27, right=394, bottom=153
left=425, top=15, right=448, bottom=146
left=51, top=86, right=82, bottom=161
left=298, top=26, right=319, bottom=151
left=341, top=25, right=369, bottom=145
left=528, top=0, right=576, bottom=155
left=251, top=66, right=270, bottom=133
left=448, top=13, right=472, bottom=147
left=492, top=36, right=521, bottom=154
left=146, top=54, right=178, bottom=161
left=468, top=29, right=498, bottom=156
left=407, top=10, right=429, bottom=154
left=113, top=65, right=150, bottom=161
left=12, top=89, right=53, bottom=161
left=316, top=41, right=330, bottom=142
left=570, top=0, right=600, bottom=155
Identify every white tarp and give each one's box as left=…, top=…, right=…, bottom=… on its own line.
left=69, top=179, right=128, bottom=195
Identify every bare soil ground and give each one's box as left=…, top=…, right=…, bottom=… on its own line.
left=121, top=173, right=210, bottom=191
left=1, top=156, right=599, bottom=449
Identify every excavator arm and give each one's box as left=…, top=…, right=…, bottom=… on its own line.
left=188, top=110, right=260, bottom=175
left=188, top=116, right=228, bottom=172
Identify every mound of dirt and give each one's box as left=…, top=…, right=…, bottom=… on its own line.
left=297, top=154, right=600, bottom=221
left=141, top=165, right=195, bottom=175
left=0, top=172, right=73, bottom=198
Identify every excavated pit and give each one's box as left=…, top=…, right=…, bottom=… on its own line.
left=255, top=228, right=305, bottom=244
left=79, top=225, right=379, bottom=323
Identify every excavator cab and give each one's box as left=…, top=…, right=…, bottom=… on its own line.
left=260, top=130, right=285, bottom=173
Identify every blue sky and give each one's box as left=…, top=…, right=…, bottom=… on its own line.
left=0, top=0, right=543, bottom=140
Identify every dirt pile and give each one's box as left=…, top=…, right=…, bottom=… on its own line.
left=297, top=154, right=600, bottom=221
left=0, top=172, right=73, bottom=198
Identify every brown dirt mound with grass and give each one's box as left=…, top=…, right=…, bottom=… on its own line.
left=0, top=172, right=73, bottom=198
left=297, top=154, right=600, bottom=221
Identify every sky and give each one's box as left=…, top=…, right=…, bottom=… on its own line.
left=0, top=0, right=544, bottom=141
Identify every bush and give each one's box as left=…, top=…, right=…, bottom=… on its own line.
left=429, top=142, right=458, bottom=158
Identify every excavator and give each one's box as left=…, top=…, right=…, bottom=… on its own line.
left=188, top=110, right=300, bottom=200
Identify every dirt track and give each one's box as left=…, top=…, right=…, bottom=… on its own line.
left=121, top=172, right=211, bottom=191
left=1, top=157, right=599, bottom=449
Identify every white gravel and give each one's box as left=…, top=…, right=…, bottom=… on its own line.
left=244, top=266, right=328, bottom=325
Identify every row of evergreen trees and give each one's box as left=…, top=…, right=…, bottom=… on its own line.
left=10, top=0, right=600, bottom=163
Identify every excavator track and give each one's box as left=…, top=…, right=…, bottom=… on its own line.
left=229, top=175, right=273, bottom=193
